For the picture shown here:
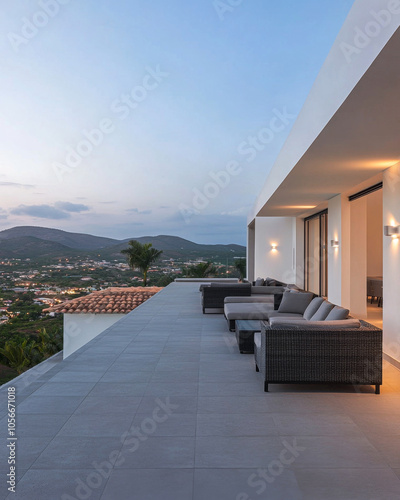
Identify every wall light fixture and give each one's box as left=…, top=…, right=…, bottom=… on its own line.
left=384, top=225, right=400, bottom=237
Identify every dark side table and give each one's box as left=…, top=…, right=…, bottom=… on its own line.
left=235, top=320, right=262, bottom=353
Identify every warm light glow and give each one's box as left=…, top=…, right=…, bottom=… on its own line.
left=271, top=243, right=278, bottom=251
left=277, top=205, right=317, bottom=210
left=349, top=159, right=400, bottom=169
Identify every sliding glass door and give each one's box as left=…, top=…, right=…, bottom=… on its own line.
left=304, top=210, right=327, bottom=297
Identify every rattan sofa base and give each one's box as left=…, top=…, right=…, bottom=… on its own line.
left=254, top=320, right=382, bottom=394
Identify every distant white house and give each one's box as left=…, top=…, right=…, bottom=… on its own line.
left=45, top=287, right=162, bottom=358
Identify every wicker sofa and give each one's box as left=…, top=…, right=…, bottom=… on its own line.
left=223, top=283, right=298, bottom=331
left=201, top=283, right=252, bottom=313
left=254, top=319, right=382, bottom=394
left=248, top=291, right=383, bottom=394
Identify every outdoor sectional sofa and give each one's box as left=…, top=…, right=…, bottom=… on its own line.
left=223, top=282, right=299, bottom=331
left=201, top=283, right=252, bottom=313
left=251, top=292, right=383, bottom=394
left=201, top=277, right=288, bottom=314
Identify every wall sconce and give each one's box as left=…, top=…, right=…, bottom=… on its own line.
left=384, top=225, right=400, bottom=238
left=331, top=240, right=339, bottom=248
left=271, top=244, right=278, bottom=251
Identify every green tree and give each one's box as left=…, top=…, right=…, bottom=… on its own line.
left=184, top=261, right=217, bottom=278
left=234, top=258, right=246, bottom=282
left=0, top=339, right=37, bottom=374
left=121, top=241, right=163, bottom=286
left=37, top=327, right=63, bottom=359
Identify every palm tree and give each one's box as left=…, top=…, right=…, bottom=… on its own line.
left=37, top=328, right=63, bottom=359
left=121, top=240, right=163, bottom=286
left=234, top=258, right=246, bottom=282
left=185, top=261, right=217, bottom=278
left=0, top=340, right=36, bottom=374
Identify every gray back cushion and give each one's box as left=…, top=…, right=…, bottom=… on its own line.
left=303, top=297, right=325, bottom=320
left=278, top=291, right=314, bottom=314
left=325, top=305, right=349, bottom=321
left=310, top=300, right=334, bottom=321
left=255, top=278, right=265, bottom=286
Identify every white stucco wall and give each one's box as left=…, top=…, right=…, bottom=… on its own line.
left=254, top=217, right=298, bottom=285
left=328, top=195, right=344, bottom=305
left=247, top=223, right=255, bottom=283
left=383, top=163, right=400, bottom=363
left=63, top=314, right=126, bottom=359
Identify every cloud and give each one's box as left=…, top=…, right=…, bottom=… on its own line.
left=99, top=201, right=116, bottom=204
left=11, top=204, right=70, bottom=220
left=0, top=181, right=35, bottom=189
left=221, top=206, right=250, bottom=216
left=55, top=202, right=90, bottom=213
left=0, top=208, right=7, bottom=220
left=126, top=208, right=152, bottom=215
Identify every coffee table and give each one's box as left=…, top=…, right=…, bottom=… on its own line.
left=235, top=320, right=262, bottom=353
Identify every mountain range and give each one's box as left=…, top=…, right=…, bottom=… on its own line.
left=0, top=226, right=246, bottom=262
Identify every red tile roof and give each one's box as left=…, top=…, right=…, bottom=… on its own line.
left=45, top=287, right=162, bottom=314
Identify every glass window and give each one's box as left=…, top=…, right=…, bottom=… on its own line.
left=305, top=210, right=328, bottom=297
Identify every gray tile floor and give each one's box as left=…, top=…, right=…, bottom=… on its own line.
left=1, top=282, right=400, bottom=499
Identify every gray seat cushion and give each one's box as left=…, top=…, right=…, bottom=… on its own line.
left=224, top=296, right=274, bottom=304
left=325, top=305, right=350, bottom=320
left=310, top=300, right=334, bottom=321
left=303, top=297, right=325, bottom=320
left=224, top=302, right=274, bottom=320
left=277, top=291, right=314, bottom=314
left=268, top=318, right=361, bottom=329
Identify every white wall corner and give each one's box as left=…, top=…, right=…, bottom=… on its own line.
left=383, top=163, right=400, bottom=363
left=63, top=313, right=126, bottom=359
left=254, top=217, right=297, bottom=284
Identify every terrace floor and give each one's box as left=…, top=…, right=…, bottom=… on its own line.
left=1, top=282, right=400, bottom=499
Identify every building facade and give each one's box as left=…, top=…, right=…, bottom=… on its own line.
left=248, top=0, right=400, bottom=364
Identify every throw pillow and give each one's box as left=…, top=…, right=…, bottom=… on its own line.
left=255, top=278, right=265, bottom=286
left=303, top=297, right=325, bottom=320
left=310, top=300, right=334, bottom=321
left=278, top=291, right=314, bottom=314
left=325, top=306, right=350, bottom=320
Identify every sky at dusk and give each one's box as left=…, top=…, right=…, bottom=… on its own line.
left=0, top=0, right=354, bottom=245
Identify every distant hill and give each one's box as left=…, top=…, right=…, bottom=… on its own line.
left=96, top=235, right=245, bottom=262
left=0, top=236, right=81, bottom=259
left=0, top=226, right=118, bottom=250
left=0, top=227, right=245, bottom=262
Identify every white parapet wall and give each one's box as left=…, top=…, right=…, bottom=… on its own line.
left=63, top=313, right=126, bottom=359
